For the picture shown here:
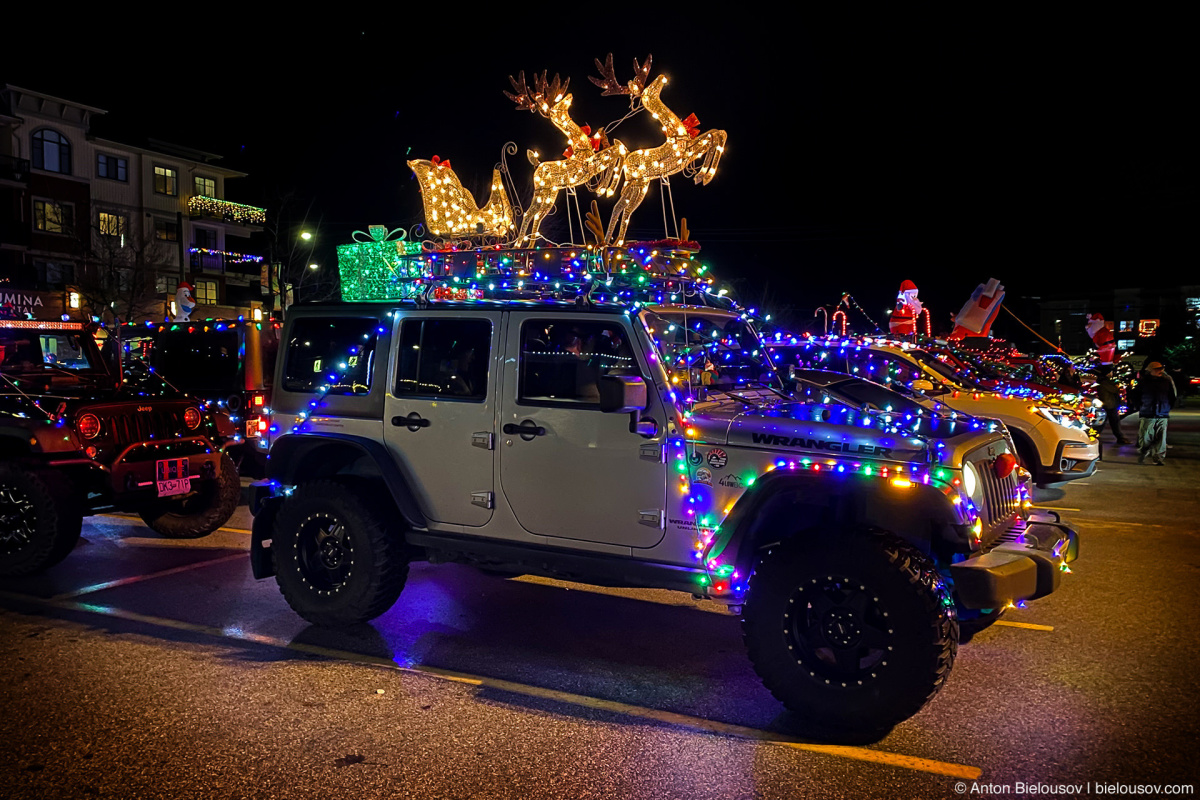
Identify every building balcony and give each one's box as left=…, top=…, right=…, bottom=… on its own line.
left=187, top=195, right=266, bottom=226
left=0, top=154, right=30, bottom=183
left=190, top=247, right=265, bottom=276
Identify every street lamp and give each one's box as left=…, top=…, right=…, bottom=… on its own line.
left=300, top=231, right=313, bottom=242
left=309, top=263, right=319, bottom=270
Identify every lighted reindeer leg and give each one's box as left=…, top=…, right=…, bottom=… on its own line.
left=506, top=71, right=626, bottom=247
left=591, top=57, right=727, bottom=245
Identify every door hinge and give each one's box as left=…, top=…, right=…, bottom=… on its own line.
left=471, top=491, right=494, bottom=509
left=639, top=443, right=664, bottom=462
left=472, top=431, right=494, bottom=450
left=638, top=508, right=664, bottom=528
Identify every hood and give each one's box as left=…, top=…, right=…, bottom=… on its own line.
left=689, top=397, right=930, bottom=464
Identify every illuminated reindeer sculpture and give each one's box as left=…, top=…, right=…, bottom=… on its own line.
left=505, top=70, right=626, bottom=246
left=589, top=54, right=726, bottom=244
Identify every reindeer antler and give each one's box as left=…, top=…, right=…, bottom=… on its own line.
left=505, top=70, right=570, bottom=116
left=589, top=53, right=653, bottom=96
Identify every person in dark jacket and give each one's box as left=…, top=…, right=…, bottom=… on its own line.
left=1096, top=366, right=1128, bottom=444
left=1136, top=361, right=1176, bottom=465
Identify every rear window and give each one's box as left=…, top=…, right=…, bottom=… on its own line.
left=283, top=318, right=379, bottom=395
left=153, top=330, right=240, bottom=393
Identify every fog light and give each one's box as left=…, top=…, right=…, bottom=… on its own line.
left=85, top=445, right=98, bottom=459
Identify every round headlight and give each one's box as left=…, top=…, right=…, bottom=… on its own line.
left=77, top=413, right=101, bottom=439
left=183, top=407, right=202, bottom=429
left=962, top=461, right=979, bottom=497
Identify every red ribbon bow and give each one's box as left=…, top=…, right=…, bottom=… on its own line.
left=431, top=155, right=453, bottom=170
left=681, top=113, right=701, bottom=138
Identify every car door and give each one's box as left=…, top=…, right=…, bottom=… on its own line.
left=497, top=312, right=666, bottom=549
left=383, top=313, right=501, bottom=527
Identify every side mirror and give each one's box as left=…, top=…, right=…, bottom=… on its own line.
left=599, top=375, right=648, bottom=413
left=911, top=379, right=935, bottom=393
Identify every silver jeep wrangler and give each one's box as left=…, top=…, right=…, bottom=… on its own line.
left=250, top=297, right=1078, bottom=735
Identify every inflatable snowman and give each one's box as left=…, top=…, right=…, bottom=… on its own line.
left=174, top=283, right=197, bottom=322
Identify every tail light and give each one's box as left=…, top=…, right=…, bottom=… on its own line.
left=183, top=407, right=202, bottom=429
left=77, top=413, right=101, bottom=439
left=252, top=394, right=265, bottom=408
left=246, top=416, right=268, bottom=438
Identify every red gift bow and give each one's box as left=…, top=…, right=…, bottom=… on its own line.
left=431, top=155, right=453, bottom=170
left=681, top=113, right=701, bottom=138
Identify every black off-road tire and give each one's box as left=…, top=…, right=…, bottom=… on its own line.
left=273, top=479, right=408, bottom=627
left=0, top=466, right=83, bottom=577
left=742, top=530, right=958, bottom=737
left=139, top=453, right=241, bottom=539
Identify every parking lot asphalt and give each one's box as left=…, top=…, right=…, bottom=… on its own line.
left=1, top=409, right=1198, bottom=799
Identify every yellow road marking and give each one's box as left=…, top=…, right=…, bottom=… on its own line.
left=994, top=620, right=1055, bottom=632
left=50, top=553, right=247, bottom=600
left=97, top=513, right=252, bottom=535
left=1034, top=506, right=1081, bottom=512
left=0, top=590, right=979, bottom=780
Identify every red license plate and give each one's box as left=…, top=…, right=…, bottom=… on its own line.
left=155, top=457, right=191, bottom=497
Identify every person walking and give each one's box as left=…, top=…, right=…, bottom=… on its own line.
left=1136, top=361, right=1176, bottom=465
left=1096, top=366, right=1128, bottom=444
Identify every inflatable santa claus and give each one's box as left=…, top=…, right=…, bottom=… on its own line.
left=1085, top=313, right=1117, bottom=365
left=889, top=280, right=923, bottom=337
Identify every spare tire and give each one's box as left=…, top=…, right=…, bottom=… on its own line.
left=139, top=453, right=240, bottom=538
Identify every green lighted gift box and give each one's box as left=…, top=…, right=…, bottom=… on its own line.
left=337, top=226, right=428, bottom=301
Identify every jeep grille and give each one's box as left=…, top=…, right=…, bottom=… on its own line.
left=100, top=407, right=187, bottom=449
left=977, top=457, right=1020, bottom=546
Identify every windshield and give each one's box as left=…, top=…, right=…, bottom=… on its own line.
left=642, top=309, right=784, bottom=394
left=825, top=378, right=929, bottom=416
left=909, top=349, right=983, bottom=390
left=0, top=328, right=105, bottom=377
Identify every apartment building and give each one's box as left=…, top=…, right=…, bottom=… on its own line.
left=0, top=85, right=267, bottom=322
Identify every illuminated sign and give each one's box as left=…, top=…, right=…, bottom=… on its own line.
left=1138, top=319, right=1159, bottom=337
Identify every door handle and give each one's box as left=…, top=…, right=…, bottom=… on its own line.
left=392, top=412, right=431, bottom=432
left=502, top=421, right=546, bottom=439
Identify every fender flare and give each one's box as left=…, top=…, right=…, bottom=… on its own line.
left=707, top=470, right=961, bottom=581
left=267, top=433, right=427, bottom=529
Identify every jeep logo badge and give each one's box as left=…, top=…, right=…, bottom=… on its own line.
left=138, top=406, right=153, bottom=412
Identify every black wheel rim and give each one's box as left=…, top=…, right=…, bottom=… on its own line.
left=0, top=483, right=37, bottom=556
left=295, top=512, right=354, bottom=593
left=786, top=575, right=893, bottom=686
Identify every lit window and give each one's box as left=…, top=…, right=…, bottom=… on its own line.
left=34, top=199, right=74, bottom=234
left=154, top=166, right=178, bottom=196
left=99, top=212, right=127, bottom=237
left=195, top=280, right=218, bottom=305
left=194, top=176, right=215, bottom=196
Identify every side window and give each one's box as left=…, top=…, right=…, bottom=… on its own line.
left=394, top=318, right=491, bottom=401
left=518, top=319, right=638, bottom=407
left=283, top=317, right=379, bottom=395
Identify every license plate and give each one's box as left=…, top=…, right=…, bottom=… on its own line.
left=155, top=457, right=191, bottom=497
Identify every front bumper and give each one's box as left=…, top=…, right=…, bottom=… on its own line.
left=108, top=436, right=226, bottom=499
left=1039, top=438, right=1100, bottom=484
left=948, top=510, right=1079, bottom=609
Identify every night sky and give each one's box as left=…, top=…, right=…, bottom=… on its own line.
left=4, top=11, right=1193, bottom=340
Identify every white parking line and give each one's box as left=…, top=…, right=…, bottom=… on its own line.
left=50, top=553, right=247, bottom=600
